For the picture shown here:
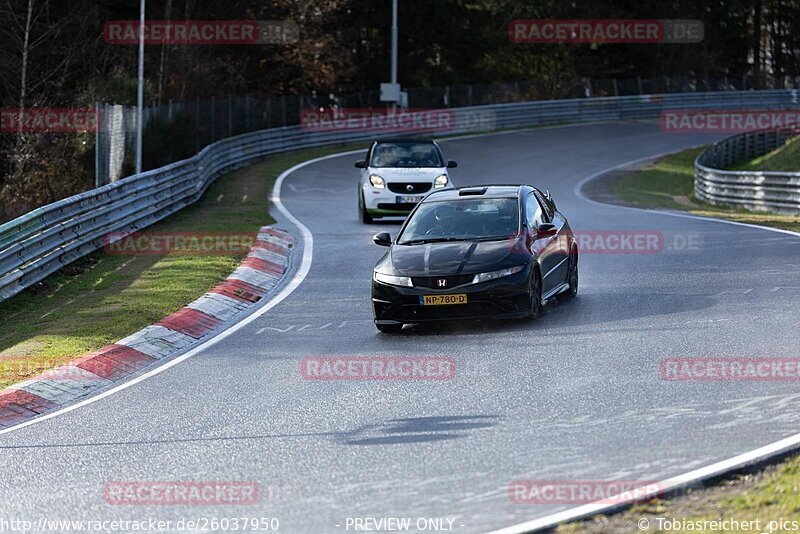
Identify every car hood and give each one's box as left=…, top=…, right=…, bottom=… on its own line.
left=387, top=239, right=523, bottom=276
left=367, top=167, right=446, bottom=182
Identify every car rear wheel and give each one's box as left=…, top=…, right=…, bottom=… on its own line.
left=561, top=248, right=578, bottom=300
left=376, top=323, right=403, bottom=334
left=359, top=191, right=374, bottom=224
left=528, top=267, right=542, bottom=319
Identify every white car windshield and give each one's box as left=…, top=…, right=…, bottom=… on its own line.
left=371, top=142, right=444, bottom=168
left=398, top=198, right=520, bottom=244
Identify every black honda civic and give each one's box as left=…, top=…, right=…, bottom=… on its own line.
left=371, top=185, right=578, bottom=333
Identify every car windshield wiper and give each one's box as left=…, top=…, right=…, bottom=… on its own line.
left=472, top=235, right=513, bottom=242
left=398, top=237, right=463, bottom=245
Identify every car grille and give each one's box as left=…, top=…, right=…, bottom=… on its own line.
left=412, top=274, right=475, bottom=289
left=394, top=302, right=502, bottom=321
left=387, top=182, right=432, bottom=194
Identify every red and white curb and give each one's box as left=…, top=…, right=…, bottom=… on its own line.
left=0, top=226, right=293, bottom=430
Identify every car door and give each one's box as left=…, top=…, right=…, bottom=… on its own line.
left=534, top=189, right=569, bottom=283
left=526, top=193, right=561, bottom=294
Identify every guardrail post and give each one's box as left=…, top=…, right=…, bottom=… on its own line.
left=245, top=95, right=251, bottom=131
left=94, top=101, right=101, bottom=189
left=194, top=97, right=200, bottom=153
left=211, top=96, right=216, bottom=142
left=228, top=96, right=233, bottom=137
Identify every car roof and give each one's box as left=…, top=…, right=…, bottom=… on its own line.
left=422, top=185, right=527, bottom=202
left=373, top=138, right=436, bottom=145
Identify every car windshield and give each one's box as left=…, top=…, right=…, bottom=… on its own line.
left=370, top=142, right=444, bottom=168
left=397, top=198, right=519, bottom=244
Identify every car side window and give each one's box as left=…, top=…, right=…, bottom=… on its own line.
left=534, top=190, right=554, bottom=222
left=525, top=194, right=545, bottom=229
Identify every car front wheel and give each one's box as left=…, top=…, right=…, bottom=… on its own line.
left=528, top=267, right=542, bottom=319
left=359, top=191, right=374, bottom=224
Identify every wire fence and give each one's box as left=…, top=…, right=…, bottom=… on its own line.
left=95, top=76, right=800, bottom=185
left=7, top=89, right=799, bottom=304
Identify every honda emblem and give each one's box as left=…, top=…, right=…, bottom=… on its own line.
left=437, top=279, right=447, bottom=287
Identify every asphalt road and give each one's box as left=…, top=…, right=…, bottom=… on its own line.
left=2, top=121, right=800, bottom=533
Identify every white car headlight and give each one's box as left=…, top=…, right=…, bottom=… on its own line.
left=471, top=265, right=525, bottom=284
left=369, top=175, right=385, bottom=188
left=374, top=272, right=413, bottom=287
left=433, top=174, right=448, bottom=188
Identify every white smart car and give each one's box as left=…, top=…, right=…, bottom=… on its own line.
left=355, top=139, right=457, bottom=223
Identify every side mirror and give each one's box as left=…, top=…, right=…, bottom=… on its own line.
left=355, top=160, right=368, bottom=168
left=373, top=232, right=392, bottom=246
left=545, top=189, right=556, bottom=210
left=446, top=160, right=458, bottom=168
left=536, top=223, right=557, bottom=239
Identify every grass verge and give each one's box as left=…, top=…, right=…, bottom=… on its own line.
left=611, top=147, right=800, bottom=232
left=0, top=143, right=363, bottom=389
left=733, top=134, right=800, bottom=172
left=557, top=456, right=800, bottom=533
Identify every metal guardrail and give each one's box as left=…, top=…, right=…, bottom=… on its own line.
left=1, top=89, right=799, bottom=303
left=695, top=129, right=800, bottom=214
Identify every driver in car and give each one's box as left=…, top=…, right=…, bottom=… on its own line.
left=432, top=204, right=458, bottom=236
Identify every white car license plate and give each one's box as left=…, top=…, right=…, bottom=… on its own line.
left=397, top=196, right=421, bottom=204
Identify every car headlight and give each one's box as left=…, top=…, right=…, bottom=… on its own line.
left=374, top=272, right=413, bottom=287
left=471, top=265, right=525, bottom=284
left=434, top=174, right=448, bottom=188
left=369, top=175, right=385, bottom=189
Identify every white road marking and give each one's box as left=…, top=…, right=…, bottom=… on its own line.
left=254, top=320, right=373, bottom=334
left=488, top=149, right=800, bottom=534
left=573, top=152, right=800, bottom=240
left=715, top=288, right=754, bottom=296
left=286, top=183, right=344, bottom=194
left=260, top=326, right=296, bottom=333
left=296, top=322, right=332, bottom=331
left=0, top=151, right=366, bottom=436
left=6, top=129, right=800, bottom=534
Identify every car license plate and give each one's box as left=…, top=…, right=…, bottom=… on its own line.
left=397, top=196, right=421, bottom=204
left=420, top=294, right=468, bottom=306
